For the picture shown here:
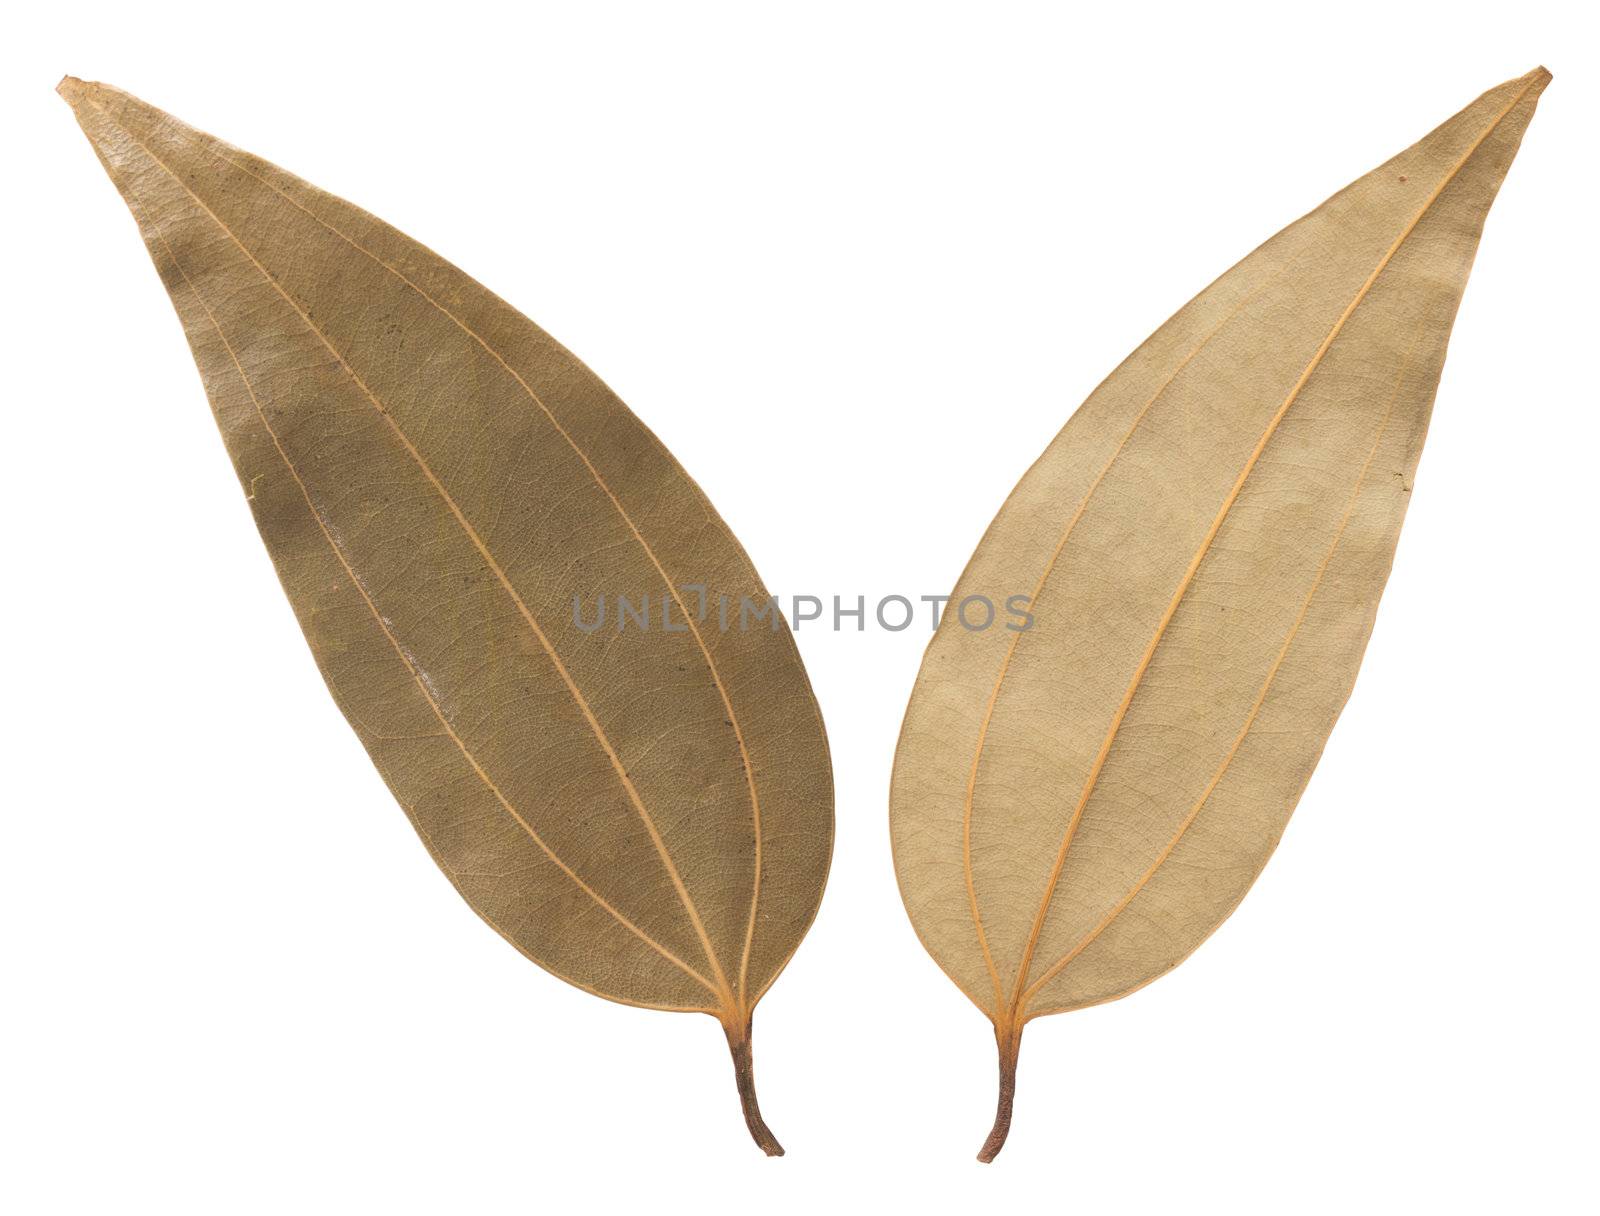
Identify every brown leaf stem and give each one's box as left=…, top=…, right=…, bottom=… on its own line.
left=977, top=1021, right=1022, bottom=1163
left=724, top=1016, right=784, bottom=1157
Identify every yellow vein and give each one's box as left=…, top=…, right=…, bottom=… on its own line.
left=116, top=184, right=720, bottom=999
left=959, top=270, right=1283, bottom=1017
left=94, top=100, right=738, bottom=1010
left=1006, top=74, right=1539, bottom=1016
left=403, top=802, right=720, bottom=1016
left=1019, top=318, right=1426, bottom=1011
left=159, top=121, right=771, bottom=1012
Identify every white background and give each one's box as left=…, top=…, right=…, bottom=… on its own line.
left=4, top=2, right=1596, bottom=1212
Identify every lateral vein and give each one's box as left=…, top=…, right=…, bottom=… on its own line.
left=1005, top=75, right=1539, bottom=1015
left=116, top=186, right=721, bottom=998
left=94, top=99, right=736, bottom=1008
left=1020, top=317, right=1427, bottom=1011
left=959, top=265, right=1285, bottom=1017
left=168, top=124, right=772, bottom=1013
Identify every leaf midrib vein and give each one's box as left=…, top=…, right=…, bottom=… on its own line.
left=118, top=189, right=720, bottom=1000
left=1003, top=74, right=1538, bottom=1020
left=166, top=119, right=771, bottom=1012
left=958, top=265, right=1288, bottom=1016
left=1019, top=318, right=1426, bottom=1012
left=95, top=99, right=737, bottom=1009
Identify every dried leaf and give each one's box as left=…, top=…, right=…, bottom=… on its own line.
left=890, top=67, right=1548, bottom=1160
left=60, top=79, right=833, bottom=1155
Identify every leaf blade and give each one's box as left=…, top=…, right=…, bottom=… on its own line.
left=890, top=67, right=1548, bottom=1157
left=62, top=78, right=833, bottom=1149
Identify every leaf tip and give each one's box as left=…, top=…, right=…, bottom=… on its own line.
left=56, top=75, right=104, bottom=113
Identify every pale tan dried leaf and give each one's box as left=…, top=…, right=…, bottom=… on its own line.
left=889, top=67, right=1549, bottom=1160
left=60, top=78, right=833, bottom=1155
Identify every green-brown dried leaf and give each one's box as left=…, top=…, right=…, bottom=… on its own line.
left=60, top=78, right=833, bottom=1156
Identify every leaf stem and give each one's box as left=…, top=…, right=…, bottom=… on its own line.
left=977, top=1020, right=1023, bottom=1163
left=723, top=1015, right=784, bottom=1157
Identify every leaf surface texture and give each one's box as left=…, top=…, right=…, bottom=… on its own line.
left=61, top=79, right=834, bottom=1154
left=888, top=68, right=1548, bottom=1159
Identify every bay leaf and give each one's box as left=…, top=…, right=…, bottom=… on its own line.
left=889, top=67, right=1549, bottom=1160
left=60, top=78, right=833, bottom=1156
